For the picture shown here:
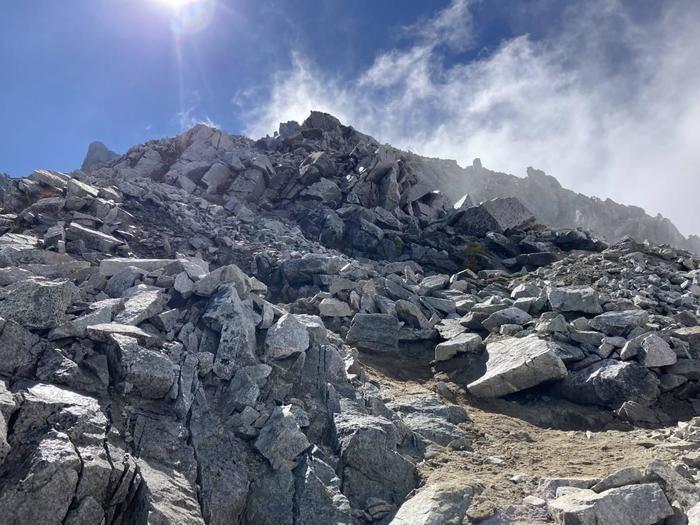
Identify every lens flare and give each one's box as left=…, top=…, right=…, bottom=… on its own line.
left=156, top=0, right=215, bottom=35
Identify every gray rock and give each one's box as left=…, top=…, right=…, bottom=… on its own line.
left=265, top=313, right=310, bottom=360
left=99, top=258, right=175, bottom=276
left=435, top=332, right=483, bottom=361
left=104, top=265, right=145, bottom=298
left=294, top=455, right=352, bottom=525
left=194, top=263, right=250, bottom=298
left=81, top=141, right=118, bottom=170
left=109, top=334, right=176, bottom=398
left=468, top=335, right=567, bottom=398
left=547, top=483, right=673, bottom=525
left=333, top=402, right=418, bottom=508
left=319, top=297, right=352, bottom=317
left=346, top=313, right=400, bottom=353
left=589, top=310, right=649, bottom=337
left=86, top=322, right=159, bottom=346
left=639, top=334, right=677, bottom=367
left=0, top=430, right=82, bottom=525
left=0, top=318, right=42, bottom=375
left=395, top=299, right=431, bottom=329
left=390, top=482, right=475, bottom=525
left=201, top=163, right=232, bottom=193
left=203, top=284, right=258, bottom=378
left=482, top=306, right=532, bottom=332
left=511, top=283, right=542, bottom=299
left=0, top=278, right=75, bottom=329
left=547, top=286, right=602, bottom=314
left=555, top=359, right=659, bottom=409
left=113, top=285, right=164, bottom=325
left=65, top=223, right=123, bottom=252
left=644, top=460, right=700, bottom=509
left=254, top=405, right=311, bottom=470
left=591, top=467, right=644, bottom=492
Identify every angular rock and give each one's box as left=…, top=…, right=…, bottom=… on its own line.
left=555, top=359, right=660, bottom=409
left=547, top=286, right=603, bottom=314
left=346, top=313, right=400, bottom=353
left=254, top=405, right=311, bottom=470
left=589, top=310, right=649, bottom=337
left=434, top=332, right=483, bottom=361
left=547, top=483, right=673, bottom=525
left=639, top=334, right=677, bottom=368
left=265, top=313, right=310, bottom=360
left=319, top=297, right=352, bottom=317
left=109, top=334, right=176, bottom=398
left=0, top=278, right=74, bottom=329
left=468, top=335, right=567, bottom=398
left=482, top=306, right=532, bottom=332
left=390, top=482, right=475, bottom=525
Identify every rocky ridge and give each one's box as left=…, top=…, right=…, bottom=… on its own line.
left=0, top=111, right=697, bottom=524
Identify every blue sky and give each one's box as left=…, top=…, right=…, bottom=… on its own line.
left=1, top=0, right=698, bottom=235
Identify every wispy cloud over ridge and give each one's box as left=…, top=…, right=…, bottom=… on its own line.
left=243, top=0, right=700, bottom=236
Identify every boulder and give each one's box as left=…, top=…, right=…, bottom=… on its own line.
left=254, top=405, right=310, bottom=470
left=65, top=223, right=123, bottom=252
left=265, top=313, right=310, bottom=360
left=482, top=307, right=532, bottom=332
left=203, top=285, right=258, bottom=378
left=434, top=333, right=483, bottom=361
left=319, top=298, right=352, bottom=317
left=390, top=482, right=475, bottom=525
left=555, top=359, right=660, bottom=409
left=99, top=258, right=175, bottom=276
left=333, top=402, right=418, bottom=508
left=639, top=334, right=677, bottom=368
left=547, top=286, right=602, bottom=314
left=467, top=335, right=567, bottom=398
left=113, top=285, right=164, bottom=325
left=0, top=278, right=75, bottom=329
left=346, top=314, right=400, bottom=353
left=81, top=141, right=118, bottom=170
left=109, top=334, right=176, bottom=398
left=589, top=310, right=648, bottom=337
left=547, top=483, right=673, bottom=525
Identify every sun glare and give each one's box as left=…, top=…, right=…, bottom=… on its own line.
left=158, top=0, right=199, bottom=10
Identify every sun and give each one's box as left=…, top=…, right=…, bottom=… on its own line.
left=157, top=0, right=200, bottom=10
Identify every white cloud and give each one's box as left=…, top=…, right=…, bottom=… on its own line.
left=175, top=90, right=220, bottom=130
left=243, top=0, right=700, bottom=236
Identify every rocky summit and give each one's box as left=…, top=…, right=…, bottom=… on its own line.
left=0, top=111, right=698, bottom=524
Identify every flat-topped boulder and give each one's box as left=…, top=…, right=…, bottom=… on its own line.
left=467, top=335, right=567, bottom=397
left=99, top=258, right=177, bottom=276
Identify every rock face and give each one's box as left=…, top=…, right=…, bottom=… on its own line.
left=81, top=141, right=118, bottom=170
left=0, top=111, right=698, bottom=524
left=468, top=336, right=568, bottom=398
left=449, top=161, right=699, bottom=254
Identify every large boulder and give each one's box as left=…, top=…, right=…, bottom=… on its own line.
left=333, top=401, right=418, bottom=509
left=547, top=286, right=602, bottom=314
left=264, top=314, right=310, bottom=360
left=467, top=335, right=568, bottom=398
left=589, top=310, right=649, bottom=337
left=390, top=482, right=475, bottom=525
left=434, top=333, right=482, bottom=361
left=554, top=359, right=660, bottom=409
left=0, top=278, right=75, bottom=329
left=108, top=334, right=177, bottom=399
left=547, top=483, right=673, bottom=525
left=254, top=405, right=310, bottom=470
left=346, top=313, right=400, bottom=353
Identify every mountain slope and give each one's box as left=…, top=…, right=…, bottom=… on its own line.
left=0, top=111, right=697, bottom=523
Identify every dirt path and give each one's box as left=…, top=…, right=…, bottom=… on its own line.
left=361, top=354, right=680, bottom=521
